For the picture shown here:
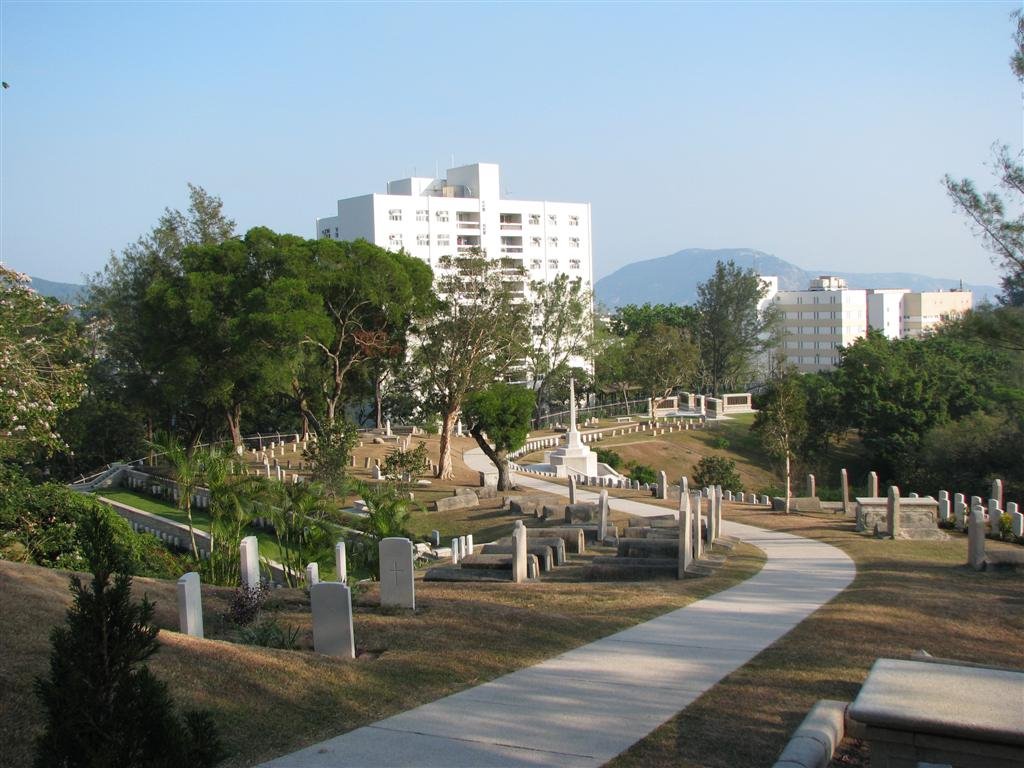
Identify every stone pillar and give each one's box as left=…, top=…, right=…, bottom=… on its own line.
left=311, top=582, right=355, bottom=658
left=886, top=486, right=900, bottom=540
left=335, top=541, right=347, bottom=584
left=678, top=492, right=692, bottom=577
left=176, top=572, right=203, bottom=639
left=954, top=493, right=967, bottom=530
left=868, top=471, right=878, bottom=498
left=459, top=535, right=467, bottom=557
left=967, top=505, right=986, bottom=571
left=806, top=474, right=816, bottom=498
left=512, top=521, right=528, bottom=583
left=240, top=535, right=260, bottom=588
left=568, top=475, right=577, bottom=505
left=707, top=489, right=717, bottom=546
left=379, top=537, right=415, bottom=610
left=938, top=490, right=950, bottom=523
left=598, top=490, right=609, bottom=542
left=305, top=562, right=320, bottom=587
left=841, top=468, right=850, bottom=515
left=657, top=471, right=668, bottom=500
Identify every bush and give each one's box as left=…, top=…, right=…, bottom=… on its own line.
left=238, top=617, right=300, bottom=650
left=33, top=504, right=226, bottom=767
left=595, top=448, right=623, bottom=470
left=382, top=442, right=429, bottom=478
left=711, top=436, right=730, bottom=450
left=628, top=463, right=657, bottom=486
left=228, top=584, right=266, bottom=627
left=693, top=456, right=742, bottom=492
left=304, top=420, right=358, bottom=495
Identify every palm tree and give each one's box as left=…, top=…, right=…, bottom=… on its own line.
left=200, top=448, right=264, bottom=586
left=265, top=481, right=335, bottom=587
left=150, top=433, right=202, bottom=558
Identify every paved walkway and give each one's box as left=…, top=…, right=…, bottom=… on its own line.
left=260, top=454, right=856, bottom=768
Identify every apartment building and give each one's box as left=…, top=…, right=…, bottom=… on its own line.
left=772, top=276, right=868, bottom=373
left=900, top=291, right=972, bottom=338
left=867, top=289, right=910, bottom=340
left=315, top=163, right=593, bottom=307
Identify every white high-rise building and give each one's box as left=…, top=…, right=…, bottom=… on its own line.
left=867, top=289, right=910, bottom=340
left=315, top=163, right=593, bottom=307
left=772, top=276, right=868, bottom=373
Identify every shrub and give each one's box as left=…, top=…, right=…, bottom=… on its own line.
left=228, top=584, right=266, bottom=627
left=304, top=420, right=358, bottom=495
left=382, top=442, right=429, bottom=478
left=33, top=504, right=226, bottom=767
left=693, top=456, right=742, bottom=492
left=628, top=464, right=657, bottom=486
left=237, top=617, right=300, bottom=650
left=595, top=448, right=623, bottom=470
left=711, top=436, right=730, bottom=450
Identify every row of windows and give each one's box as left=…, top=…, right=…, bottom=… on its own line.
left=784, top=311, right=863, bottom=320
left=784, top=340, right=841, bottom=350
left=388, top=234, right=580, bottom=248
left=388, top=209, right=581, bottom=225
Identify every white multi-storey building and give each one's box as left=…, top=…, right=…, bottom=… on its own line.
left=315, top=163, right=593, bottom=306
left=867, top=289, right=910, bottom=340
left=772, top=276, right=868, bottom=373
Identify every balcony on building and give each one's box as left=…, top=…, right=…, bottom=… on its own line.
left=499, top=213, right=523, bottom=231
left=456, top=212, right=481, bottom=230
left=500, top=235, right=524, bottom=254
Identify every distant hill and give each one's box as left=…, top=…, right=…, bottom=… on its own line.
left=594, top=248, right=998, bottom=309
left=27, top=276, right=86, bottom=305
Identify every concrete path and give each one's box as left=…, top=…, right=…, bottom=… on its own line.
left=260, top=454, right=855, bottom=768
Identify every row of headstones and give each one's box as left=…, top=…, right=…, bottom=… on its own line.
left=937, top=489, right=1022, bottom=537
left=179, top=535, right=419, bottom=657
left=127, top=518, right=202, bottom=555
left=250, top=436, right=305, bottom=463
left=122, top=471, right=212, bottom=509
left=676, top=481, right=725, bottom=572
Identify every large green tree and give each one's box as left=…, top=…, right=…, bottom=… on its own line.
left=463, top=382, right=535, bottom=490
left=413, top=253, right=529, bottom=480
left=694, top=261, right=777, bottom=395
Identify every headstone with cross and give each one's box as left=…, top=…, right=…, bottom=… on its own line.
left=379, top=537, right=415, bottom=609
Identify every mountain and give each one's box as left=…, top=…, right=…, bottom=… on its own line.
left=594, top=248, right=999, bottom=309
left=27, top=276, right=86, bottom=305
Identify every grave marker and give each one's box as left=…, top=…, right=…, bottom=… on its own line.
left=335, top=541, right=347, bottom=584
left=806, top=473, right=816, bottom=498
left=968, top=506, right=986, bottom=571
left=512, top=521, right=528, bottom=583
left=598, top=490, right=609, bottom=541
left=568, top=475, right=577, bottom=504
left=954, top=493, right=967, bottom=530
left=991, top=478, right=1004, bottom=510
left=841, top=468, right=850, bottom=515
left=867, top=471, right=878, bottom=498
left=886, top=486, right=900, bottom=539
left=938, top=490, right=950, bottom=523
left=311, top=582, right=355, bottom=658
left=379, top=537, right=415, bottom=610
left=306, top=562, right=320, bottom=587
left=240, top=536, right=260, bottom=588
left=678, top=492, right=692, bottom=576
left=176, top=572, right=203, bottom=639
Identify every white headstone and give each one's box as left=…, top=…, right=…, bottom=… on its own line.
left=306, top=562, right=320, bottom=587
left=379, top=537, right=415, bottom=610
left=512, top=521, right=528, bottom=583
left=311, top=582, right=355, bottom=658
left=841, top=468, right=850, bottom=515
left=385, top=419, right=392, bottom=437
left=657, top=470, right=667, bottom=500
left=678, top=493, right=692, bottom=576
left=868, top=471, right=879, bottom=497
left=991, top=478, right=1004, bottom=509
left=240, top=535, right=260, bottom=588
left=568, top=475, right=577, bottom=505
left=806, top=473, right=816, bottom=498
left=692, top=492, right=704, bottom=560
left=451, top=538, right=460, bottom=564
left=968, top=506, right=986, bottom=570
left=465, top=534, right=474, bottom=555
left=887, top=486, right=900, bottom=539
left=954, top=493, right=967, bottom=530
left=334, top=541, right=347, bottom=584
left=988, top=498, right=1002, bottom=534
left=372, top=464, right=383, bottom=481
left=1008, top=502, right=1023, bottom=538
left=176, top=572, right=203, bottom=639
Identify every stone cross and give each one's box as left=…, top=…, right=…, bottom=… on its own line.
left=335, top=541, right=347, bottom=584
left=240, top=535, right=260, bottom=588
left=886, top=486, right=900, bottom=540
left=306, top=562, right=320, bottom=587
left=806, top=474, right=816, bottom=498
left=991, top=478, right=1004, bottom=510
left=379, top=537, right=415, bottom=610
left=311, top=582, right=355, bottom=658
left=657, top=471, right=668, bottom=500
left=598, top=489, right=609, bottom=542
left=840, top=468, right=850, bottom=515
left=678, top=492, right=692, bottom=576
left=176, top=572, right=203, bottom=639
left=868, top=471, right=879, bottom=498
left=568, top=475, right=577, bottom=505
left=512, top=520, right=528, bottom=583
left=967, top=505, right=986, bottom=571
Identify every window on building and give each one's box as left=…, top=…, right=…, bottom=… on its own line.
left=529, top=213, right=541, bottom=225
left=548, top=213, right=558, bottom=225
left=436, top=210, right=449, bottom=222
left=568, top=215, right=579, bottom=226
left=530, top=259, right=542, bottom=270
left=388, top=234, right=403, bottom=247
left=569, top=237, right=580, bottom=248
left=389, top=209, right=402, bottom=221
left=549, top=236, right=558, bottom=247
left=321, top=228, right=330, bottom=238
left=569, top=258, right=581, bottom=269
left=437, top=234, right=450, bottom=246
left=334, top=227, right=338, bottom=238
left=416, top=234, right=429, bottom=246
left=531, top=236, right=542, bottom=247
left=548, top=259, right=558, bottom=269
left=416, top=209, right=428, bottom=222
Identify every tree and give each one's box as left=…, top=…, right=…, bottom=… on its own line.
left=630, top=323, right=699, bottom=400
left=753, top=368, right=807, bottom=513
left=0, top=264, right=87, bottom=458
left=198, top=449, right=263, bottom=587
left=463, top=383, right=535, bottom=490
left=413, top=253, right=529, bottom=480
left=609, top=303, right=698, bottom=338
left=525, top=274, right=594, bottom=417
left=151, top=434, right=203, bottom=559
left=33, top=505, right=224, bottom=768
left=262, top=481, right=336, bottom=588
left=692, top=455, right=743, bottom=492
left=694, top=261, right=777, bottom=394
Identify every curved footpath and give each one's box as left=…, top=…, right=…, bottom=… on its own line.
left=260, top=452, right=855, bottom=767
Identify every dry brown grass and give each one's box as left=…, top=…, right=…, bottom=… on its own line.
left=607, top=507, right=1024, bottom=768
left=0, top=536, right=765, bottom=768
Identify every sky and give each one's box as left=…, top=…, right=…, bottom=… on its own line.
left=1, top=1, right=1021, bottom=286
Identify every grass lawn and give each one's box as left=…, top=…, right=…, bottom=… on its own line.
left=607, top=507, right=1024, bottom=768
left=0, top=537, right=765, bottom=768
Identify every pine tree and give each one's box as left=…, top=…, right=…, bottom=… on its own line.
left=34, top=506, right=225, bottom=768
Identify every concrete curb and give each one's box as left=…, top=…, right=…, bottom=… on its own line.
left=772, top=699, right=849, bottom=768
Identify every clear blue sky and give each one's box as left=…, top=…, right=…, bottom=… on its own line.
left=1, top=1, right=1020, bottom=286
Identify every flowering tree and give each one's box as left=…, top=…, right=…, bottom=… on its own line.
left=0, top=264, right=86, bottom=458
